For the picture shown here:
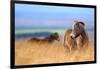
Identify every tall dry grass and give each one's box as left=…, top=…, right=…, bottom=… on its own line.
left=15, top=39, right=94, bottom=65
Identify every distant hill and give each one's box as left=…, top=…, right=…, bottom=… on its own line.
left=15, top=32, right=53, bottom=39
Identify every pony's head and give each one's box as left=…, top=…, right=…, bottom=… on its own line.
left=50, top=32, right=60, bottom=41
left=70, top=21, right=85, bottom=39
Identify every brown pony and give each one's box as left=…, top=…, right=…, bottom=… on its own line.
left=64, top=21, right=89, bottom=51
left=28, top=32, right=60, bottom=43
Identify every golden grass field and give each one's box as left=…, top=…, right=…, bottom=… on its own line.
left=15, top=32, right=94, bottom=65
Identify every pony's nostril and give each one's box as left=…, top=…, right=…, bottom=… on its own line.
left=71, top=36, right=74, bottom=39
left=70, top=33, right=75, bottom=39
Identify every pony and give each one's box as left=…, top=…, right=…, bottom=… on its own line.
left=64, top=21, right=89, bottom=51
left=28, top=32, right=60, bottom=43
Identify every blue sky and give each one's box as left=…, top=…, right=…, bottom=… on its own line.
left=15, top=4, right=94, bottom=28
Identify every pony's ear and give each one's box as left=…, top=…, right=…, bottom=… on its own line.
left=53, top=32, right=58, bottom=36
left=74, top=20, right=85, bottom=27
left=50, top=33, right=58, bottom=38
left=80, top=22, right=85, bottom=26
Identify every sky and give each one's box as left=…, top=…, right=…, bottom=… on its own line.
left=15, top=4, right=94, bottom=29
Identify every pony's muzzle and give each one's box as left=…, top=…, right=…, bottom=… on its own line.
left=70, top=33, right=75, bottom=39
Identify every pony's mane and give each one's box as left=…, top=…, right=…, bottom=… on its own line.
left=80, top=29, right=89, bottom=46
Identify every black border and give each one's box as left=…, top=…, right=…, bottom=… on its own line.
left=11, top=0, right=97, bottom=69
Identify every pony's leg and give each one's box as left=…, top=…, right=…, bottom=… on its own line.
left=77, top=44, right=81, bottom=50
left=63, top=43, right=72, bottom=56
left=65, top=45, right=72, bottom=56
left=64, top=44, right=69, bottom=53
left=76, top=36, right=82, bottom=50
left=66, top=44, right=72, bottom=53
left=69, top=46, right=72, bottom=53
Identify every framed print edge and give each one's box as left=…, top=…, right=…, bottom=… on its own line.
left=10, top=0, right=97, bottom=69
